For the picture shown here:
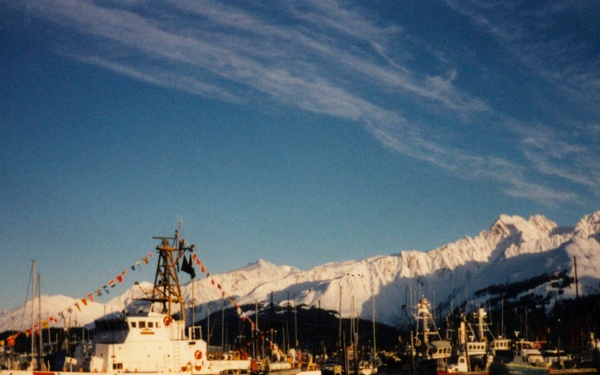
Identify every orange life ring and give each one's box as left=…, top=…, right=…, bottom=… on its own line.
left=163, top=316, right=173, bottom=326
left=195, top=350, right=203, bottom=360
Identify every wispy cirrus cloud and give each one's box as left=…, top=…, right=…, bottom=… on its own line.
left=6, top=0, right=598, bottom=205
left=443, top=0, right=600, bottom=117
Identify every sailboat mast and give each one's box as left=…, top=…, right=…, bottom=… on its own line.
left=30, top=260, right=36, bottom=367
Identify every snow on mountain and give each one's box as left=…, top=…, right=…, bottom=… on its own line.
left=1, top=211, right=599, bottom=333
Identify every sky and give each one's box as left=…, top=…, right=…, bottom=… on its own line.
left=1, top=0, right=599, bottom=313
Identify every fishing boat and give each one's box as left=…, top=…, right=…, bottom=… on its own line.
left=542, top=349, right=599, bottom=374
left=439, top=308, right=493, bottom=375
left=1, top=229, right=252, bottom=375
left=392, top=297, right=452, bottom=375
left=254, top=344, right=320, bottom=375
left=489, top=338, right=550, bottom=375
left=438, top=354, right=490, bottom=375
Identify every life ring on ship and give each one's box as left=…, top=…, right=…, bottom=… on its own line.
left=163, top=316, right=173, bottom=326
left=195, top=350, right=203, bottom=360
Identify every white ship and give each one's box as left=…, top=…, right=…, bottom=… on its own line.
left=2, top=229, right=252, bottom=375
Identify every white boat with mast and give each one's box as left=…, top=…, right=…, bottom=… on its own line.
left=409, top=296, right=453, bottom=374
left=2, top=229, right=252, bottom=375
left=439, top=307, right=493, bottom=375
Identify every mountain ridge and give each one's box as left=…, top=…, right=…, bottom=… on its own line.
left=1, top=211, right=598, bottom=332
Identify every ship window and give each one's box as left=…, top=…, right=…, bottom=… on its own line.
left=131, top=322, right=137, bottom=328
left=113, top=363, right=123, bottom=370
left=148, top=322, right=154, bottom=328
left=139, top=321, right=146, bottom=328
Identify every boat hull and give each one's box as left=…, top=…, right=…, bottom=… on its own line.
left=489, top=361, right=550, bottom=375
left=547, top=369, right=598, bottom=374
left=2, top=369, right=252, bottom=375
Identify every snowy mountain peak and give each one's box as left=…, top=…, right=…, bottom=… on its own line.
left=574, top=211, right=600, bottom=238
left=489, top=214, right=557, bottom=243
left=232, top=259, right=300, bottom=279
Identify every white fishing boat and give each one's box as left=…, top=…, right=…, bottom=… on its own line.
left=489, top=338, right=550, bottom=375
left=439, top=308, right=493, bottom=375
left=1, top=229, right=252, bottom=375
left=410, top=297, right=453, bottom=375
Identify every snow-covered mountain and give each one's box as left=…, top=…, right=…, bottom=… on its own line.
left=2, top=211, right=599, bottom=332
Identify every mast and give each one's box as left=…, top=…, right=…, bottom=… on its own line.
left=372, top=287, right=377, bottom=357
left=138, top=229, right=195, bottom=322
left=221, top=292, right=225, bottom=352
left=338, top=285, right=342, bottom=350
left=191, top=279, right=195, bottom=338
left=574, top=256, right=579, bottom=299
left=38, top=273, right=43, bottom=367
left=31, top=260, right=35, bottom=369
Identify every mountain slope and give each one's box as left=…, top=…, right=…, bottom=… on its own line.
left=1, top=211, right=599, bottom=332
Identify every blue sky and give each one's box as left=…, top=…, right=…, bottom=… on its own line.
left=1, top=1, right=599, bottom=312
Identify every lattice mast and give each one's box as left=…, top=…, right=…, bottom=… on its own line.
left=139, top=229, right=195, bottom=322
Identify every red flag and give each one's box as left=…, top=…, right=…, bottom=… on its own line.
left=148, top=251, right=153, bottom=260
left=81, top=298, right=88, bottom=306
left=88, top=293, right=94, bottom=303
left=116, top=274, right=123, bottom=283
